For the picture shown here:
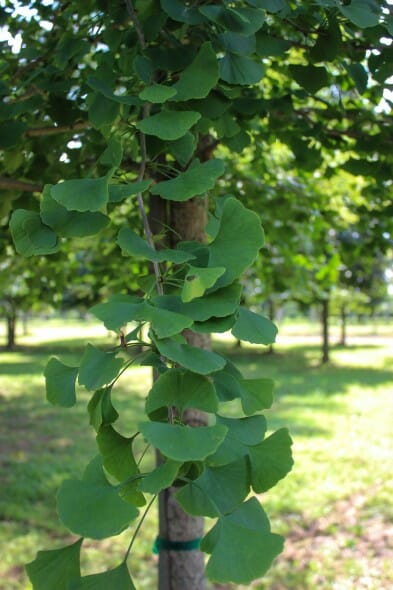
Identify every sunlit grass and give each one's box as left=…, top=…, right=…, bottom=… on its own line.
left=0, top=317, right=392, bottom=589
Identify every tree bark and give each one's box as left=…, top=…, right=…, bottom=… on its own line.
left=321, top=298, right=330, bottom=364
left=267, top=297, right=275, bottom=355
left=156, top=196, right=209, bottom=590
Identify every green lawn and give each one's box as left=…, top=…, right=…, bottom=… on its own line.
left=0, top=317, right=392, bottom=590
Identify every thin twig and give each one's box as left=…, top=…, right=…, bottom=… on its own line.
left=125, top=0, right=164, bottom=296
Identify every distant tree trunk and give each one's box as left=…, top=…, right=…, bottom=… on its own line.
left=339, top=305, right=347, bottom=346
left=6, top=312, right=16, bottom=350
left=321, top=298, right=330, bottom=364
left=267, top=297, right=275, bottom=355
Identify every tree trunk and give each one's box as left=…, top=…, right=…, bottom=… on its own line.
left=339, top=305, right=347, bottom=346
left=150, top=194, right=209, bottom=590
left=321, top=298, right=329, bottom=364
left=267, top=297, right=275, bottom=355
left=6, top=312, right=16, bottom=350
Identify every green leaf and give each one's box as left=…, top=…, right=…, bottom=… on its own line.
left=249, top=428, right=294, bottom=493
left=151, top=159, right=225, bottom=201
left=218, top=32, right=256, bottom=55
left=90, top=294, right=144, bottom=332
left=0, top=120, right=27, bottom=148
left=255, top=33, right=291, bottom=56
left=99, top=137, right=123, bottom=168
left=153, top=336, right=226, bottom=375
left=211, top=361, right=243, bottom=403
left=289, top=65, right=329, bottom=94
left=153, top=283, right=242, bottom=322
left=339, top=0, right=380, bottom=28
left=108, top=180, right=152, bottom=203
left=207, top=415, right=267, bottom=466
left=145, top=303, right=193, bottom=338
left=168, top=132, right=196, bottom=167
left=44, top=357, right=78, bottom=408
left=199, top=6, right=252, bottom=32
left=220, top=54, right=264, bottom=85
left=181, top=266, right=225, bottom=302
left=87, top=76, right=140, bottom=105
left=310, top=17, right=341, bottom=63
left=93, top=297, right=193, bottom=338
left=25, top=539, right=82, bottom=590
left=202, top=497, right=284, bottom=584
left=161, top=0, right=205, bottom=24
left=96, top=426, right=145, bottom=506
left=10, top=210, right=59, bottom=257
left=96, top=425, right=139, bottom=482
left=171, top=42, right=219, bottom=102
left=138, top=422, right=228, bottom=461
left=41, top=186, right=109, bottom=237
left=140, top=459, right=182, bottom=494
left=146, top=368, right=219, bottom=417
left=139, top=84, right=177, bottom=103
left=78, top=344, right=124, bottom=391
left=88, top=92, right=120, bottom=129
left=192, top=315, right=237, bottom=334
left=346, top=62, right=368, bottom=94
left=135, top=110, right=201, bottom=140
left=208, top=198, right=264, bottom=287
left=255, top=0, right=287, bottom=12
left=232, top=308, right=277, bottom=345
left=117, top=226, right=195, bottom=263
left=88, top=388, right=119, bottom=432
left=239, top=378, right=274, bottom=415
left=69, top=563, right=136, bottom=590
left=176, top=457, right=249, bottom=517
left=51, top=175, right=110, bottom=213
left=57, top=459, right=138, bottom=539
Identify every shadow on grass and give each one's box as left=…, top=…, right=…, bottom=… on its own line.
left=220, top=344, right=393, bottom=398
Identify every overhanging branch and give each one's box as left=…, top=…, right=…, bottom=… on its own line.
left=0, top=177, right=43, bottom=192
left=25, top=121, right=90, bottom=137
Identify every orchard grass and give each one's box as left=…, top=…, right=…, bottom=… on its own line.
left=0, top=317, right=392, bottom=589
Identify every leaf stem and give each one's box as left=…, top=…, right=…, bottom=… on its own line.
left=123, top=494, right=157, bottom=562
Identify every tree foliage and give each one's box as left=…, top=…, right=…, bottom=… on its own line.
left=1, top=0, right=392, bottom=587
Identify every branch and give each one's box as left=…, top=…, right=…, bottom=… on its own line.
left=125, top=0, right=163, bottom=296
left=125, top=0, right=146, bottom=50
left=25, top=121, right=90, bottom=137
left=0, top=177, right=43, bottom=193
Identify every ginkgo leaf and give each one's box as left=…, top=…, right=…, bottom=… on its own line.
left=232, top=308, right=278, bottom=345
left=26, top=539, right=82, bottom=590
left=151, top=159, right=225, bottom=201
left=171, top=42, right=219, bottom=101
left=45, top=357, right=78, bottom=407
left=202, top=497, right=284, bottom=584
left=249, top=428, right=294, bottom=492
left=135, top=110, right=200, bottom=140
left=10, top=209, right=59, bottom=257
left=138, top=422, right=227, bottom=462
left=57, top=458, right=138, bottom=539
left=68, top=563, right=136, bottom=590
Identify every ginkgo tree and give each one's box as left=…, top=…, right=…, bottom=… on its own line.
left=1, top=1, right=392, bottom=589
